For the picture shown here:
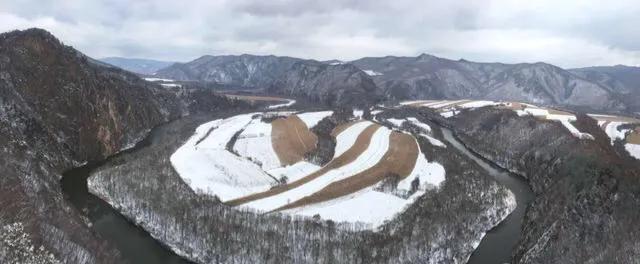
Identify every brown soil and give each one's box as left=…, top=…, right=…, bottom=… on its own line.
left=275, top=132, right=419, bottom=212
left=226, top=124, right=382, bottom=206
left=331, top=121, right=361, bottom=137
left=271, top=115, right=318, bottom=165
left=627, top=130, right=640, bottom=144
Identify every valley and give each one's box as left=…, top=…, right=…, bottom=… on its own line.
left=2, top=27, right=639, bottom=264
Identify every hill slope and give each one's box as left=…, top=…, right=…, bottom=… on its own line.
left=351, top=54, right=622, bottom=111
left=0, top=28, right=185, bottom=263
left=100, top=57, right=175, bottom=75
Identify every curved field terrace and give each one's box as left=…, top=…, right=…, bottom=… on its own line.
left=171, top=110, right=446, bottom=228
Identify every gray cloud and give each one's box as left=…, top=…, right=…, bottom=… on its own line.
left=0, top=0, right=639, bottom=68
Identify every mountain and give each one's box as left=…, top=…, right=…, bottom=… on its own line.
left=156, top=54, right=381, bottom=106
left=0, top=28, right=241, bottom=263
left=570, top=65, right=640, bottom=113
left=100, top=57, right=175, bottom=75
left=351, top=54, right=622, bottom=111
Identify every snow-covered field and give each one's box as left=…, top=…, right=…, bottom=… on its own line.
left=242, top=127, right=392, bottom=212
left=170, top=114, right=277, bottom=201
left=400, top=99, right=597, bottom=140
left=297, top=111, right=333, bottom=128
left=233, top=118, right=281, bottom=170
left=266, top=99, right=296, bottom=109
left=171, top=110, right=449, bottom=228
left=625, top=144, right=640, bottom=159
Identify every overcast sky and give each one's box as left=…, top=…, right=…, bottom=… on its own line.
left=1, top=0, right=639, bottom=68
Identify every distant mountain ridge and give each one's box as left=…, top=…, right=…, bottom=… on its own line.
left=100, top=57, right=175, bottom=75
left=156, top=54, right=381, bottom=106
left=154, top=53, right=639, bottom=113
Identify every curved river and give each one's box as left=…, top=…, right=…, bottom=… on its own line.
left=440, top=128, right=535, bottom=264
left=60, top=128, right=193, bottom=264
left=61, top=121, right=534, bottom=264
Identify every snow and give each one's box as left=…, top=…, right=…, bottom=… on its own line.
left=459, top=100, right=499, bottom=109
left=171, top=114, right=277, bottom=201
left=407, top=117, right=431, bottom=133
left=625, top=144, right=640, bottom=159
left=440, top=111, right=456, bottom=118
left=353, top=109, right=364, bottom=119
left=398, top=139, right=446, bottom=190
left=334, top=121, right=372, bottom=158
left=233, top=119, right=281, bottom=170
left=266, top=100, right=296, bottom=109
left=160, top=83, right=181, bottom=88
left=426, top=100, right=467, bottom=109
left=144, top=77, right=174, bottom=82
left=420, top=133, right=446, bottom=148
left=387, top=118, right=406, bottom=127
left=604, top=122, right=629, bottom=144
left=283, top=138, right=446, bottom=228
left=371, top=110, right=383, bottom=115
left=282, top=188, right=408, bottom=227
left=266, top=161, right=321, bottom=183
left=296, top=111, right=333, bottom=129
left=242, top=127, right=392, bottom=212
left=400, top=100, right=429, bottom=105
left=363, top=70, right=383, bottom=76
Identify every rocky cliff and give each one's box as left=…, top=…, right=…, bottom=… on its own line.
left=451, top=107, right=640, bottom=263
left=0, top=28, right=220, bottom=263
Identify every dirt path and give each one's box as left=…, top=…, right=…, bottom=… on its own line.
left=226, top=124, right=382, bottom=206
left=275, top=132, right=419, bottom=212
left=271, top=115, right=318, bottom=165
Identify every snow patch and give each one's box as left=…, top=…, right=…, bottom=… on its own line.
left=407, top=117, right=431, bottom=133
left=363, top=70, right=383, bottom=76
left=297, top=111, right=333, bottom=129
left=266, top=99, right=296, bottom=109
left=387, top=118, right=406, bottom=127
left=625, top=144, right=640, bottom=159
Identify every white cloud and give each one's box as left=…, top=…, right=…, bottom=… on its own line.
left=0, top=0, right=638, bottom=67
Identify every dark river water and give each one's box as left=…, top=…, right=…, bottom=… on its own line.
left=441, top=128, right=535, bottom=264
left=60, top=129, right=192, bottom=264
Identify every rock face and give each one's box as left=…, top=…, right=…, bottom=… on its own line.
left=0, top=28, right=187, bottom=263
left=351, top=54, right=624, bottom=111
left=451, top=108, right=640, bottom=264
left=156, top=54, right=382, bottom=106
left=100, top=57, right=175, bottom=75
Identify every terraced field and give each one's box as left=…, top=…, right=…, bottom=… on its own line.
left=171, top=110, right=446, bottom=227
left=400, top=99, right=640, bottom=160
